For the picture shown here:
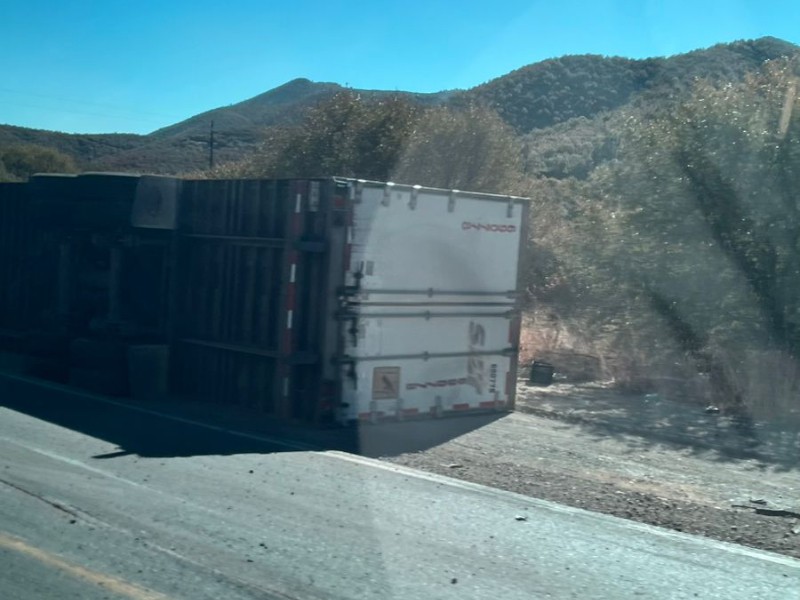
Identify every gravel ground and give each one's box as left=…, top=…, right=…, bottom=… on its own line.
left=382, top=382, right=800, bottom=559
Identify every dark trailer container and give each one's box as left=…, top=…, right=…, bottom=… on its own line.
left=0, top=175, right=529, bottom=425
left=172, top=178, right=345, bottom=422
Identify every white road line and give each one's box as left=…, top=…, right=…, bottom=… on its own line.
left=0, top=435, right=247, bottom=527
left=0, top=435, right=151, bottom=489
left=324, top=451, right=800, bottom=570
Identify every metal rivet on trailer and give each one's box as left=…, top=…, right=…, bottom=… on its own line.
left=382, top=182, right=394, bottom=206
left=448, top=190, right=458, bottom=213
left=409, top=185, right=420, bottom=210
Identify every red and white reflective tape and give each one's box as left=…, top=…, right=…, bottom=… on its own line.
left=356, top=402, right=505, bottom=422
left=282, top=184, right=306, bottom=400
left=358, top=411, right=386, bottom=421
left=283, top=249, right=298, bottom=353
left=284, top=184, right=304, bottom=347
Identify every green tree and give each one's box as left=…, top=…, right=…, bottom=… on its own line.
left=0, top=144, right=77, bottom=181
left=0, top=160, right=11, bottom=182
left=573, top=57, right=800, bottom=409
left=393, top=104, right=523, bottom=194
left=213, top=91, right=420, bottom=181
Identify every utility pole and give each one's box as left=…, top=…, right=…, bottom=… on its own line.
left=209, top=120, right=215, bottom=170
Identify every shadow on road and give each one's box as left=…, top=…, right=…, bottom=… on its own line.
left=0, top=373, right=502, bottom=459
left=517, top=382, right=800, bottom=472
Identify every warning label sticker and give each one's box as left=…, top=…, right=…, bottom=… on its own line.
left=372, top=367, right=400, bottom=400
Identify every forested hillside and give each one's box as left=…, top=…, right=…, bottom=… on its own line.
left=526, top=57, right=800, bottom=421
left=1, top=37, right=796, bottom=174
left=0, top=79, right=450, bottom=174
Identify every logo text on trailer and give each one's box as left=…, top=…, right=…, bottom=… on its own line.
left=462, top=222, right=517, bottom=233
left=406, top=378, right=468, bottom=390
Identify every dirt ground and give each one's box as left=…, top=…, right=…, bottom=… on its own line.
left=383, top=381, right=800, bottom=559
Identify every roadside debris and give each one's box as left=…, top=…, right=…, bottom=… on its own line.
left=731, top=504, right=800, bottom=519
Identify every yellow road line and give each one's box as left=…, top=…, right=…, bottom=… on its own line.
left=0, top=532, right=170, bottom=600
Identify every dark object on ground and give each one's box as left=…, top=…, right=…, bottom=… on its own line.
left=529, top=361, right=555, bottom=386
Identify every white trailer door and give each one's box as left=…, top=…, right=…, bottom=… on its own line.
left=346, top=182, right=526, bottom=304
left=337, top=180, right=528, bottom=423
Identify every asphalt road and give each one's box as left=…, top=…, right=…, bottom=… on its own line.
left=1, top=377, right=799, bottom=599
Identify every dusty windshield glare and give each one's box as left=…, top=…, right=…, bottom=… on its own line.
left=1, top=3, right=799, bottom=599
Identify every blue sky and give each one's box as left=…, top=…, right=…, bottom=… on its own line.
left=1, top=0, right=798, bottom=134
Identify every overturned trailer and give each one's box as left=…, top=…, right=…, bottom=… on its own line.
left=0, top=174, right=529, bottom=424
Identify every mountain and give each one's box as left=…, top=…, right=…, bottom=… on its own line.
left=149, top=78, right=449, bottom=140
left=458, top=37, right=800, bottom=134
left=1, top=37, right=797, bottom=175
left=72, top=79, right=448, bottom=173
left=120, top=78, right=348, bottom=173
left=0, top=124, right=142, bottom=165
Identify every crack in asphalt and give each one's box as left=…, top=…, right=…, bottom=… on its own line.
left=0, top=476, right=81, bottom=518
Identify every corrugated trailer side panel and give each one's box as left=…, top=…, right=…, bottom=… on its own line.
left=0, top=182, right=36, bottom=336
left=173, top=179, right=341, bottom=422
left=19, top=173, right=177, bottom=394
left=0, top=177, right=72, bottom=338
